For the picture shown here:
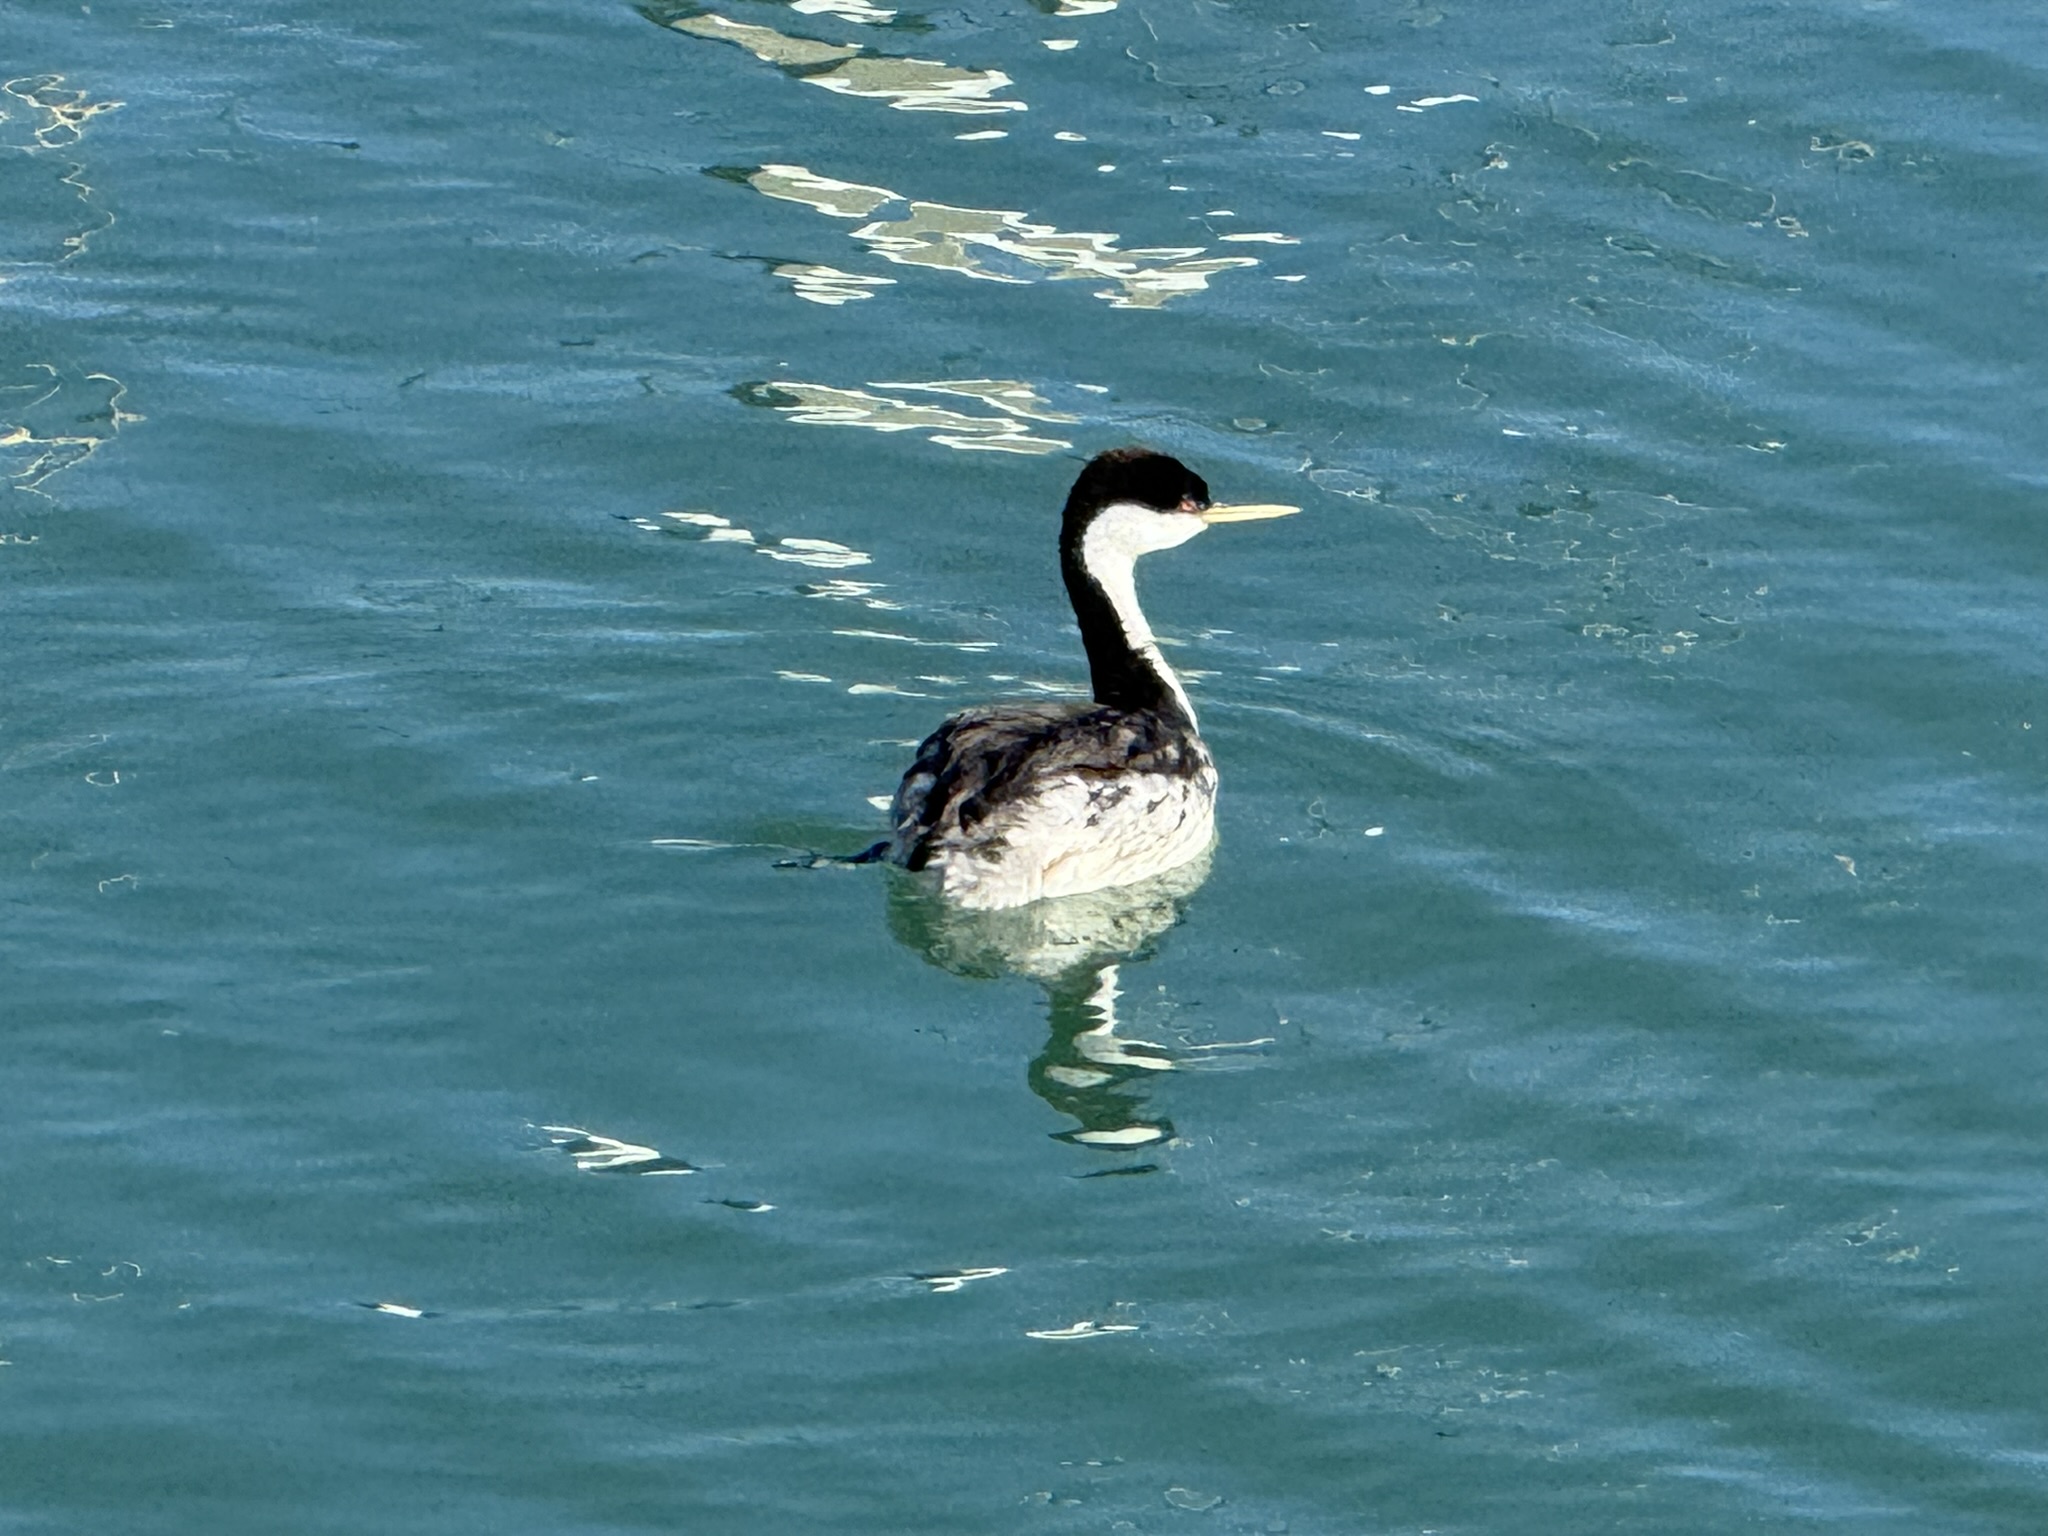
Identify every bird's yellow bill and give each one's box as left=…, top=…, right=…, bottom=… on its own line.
left=1200, top=502, right=1301, bottom=524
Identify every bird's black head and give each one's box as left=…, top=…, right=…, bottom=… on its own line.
left=1060, top=447, right=1211, bottom=539
left=1051, top=446, right=1297, bottom=716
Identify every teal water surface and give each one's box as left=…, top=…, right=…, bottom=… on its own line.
left=4, top=0, right=2046, bottom=1531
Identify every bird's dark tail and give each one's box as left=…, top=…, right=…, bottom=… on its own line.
left=774, top=840, right=892, bottom=870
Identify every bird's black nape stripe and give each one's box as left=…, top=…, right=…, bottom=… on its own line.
left=1062, top=553, right=1178, bottom=716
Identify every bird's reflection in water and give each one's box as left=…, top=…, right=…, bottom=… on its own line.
left=886, top=850, right=1213, bottom=1161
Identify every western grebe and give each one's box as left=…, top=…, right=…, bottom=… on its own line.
left=877, top=446, right=1297, bottom=910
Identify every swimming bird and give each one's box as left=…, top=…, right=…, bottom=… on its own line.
left=878, top=447, right=1296, bottom=910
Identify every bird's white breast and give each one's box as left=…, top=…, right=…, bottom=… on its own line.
left=926, top=763, right=1218, bottom=910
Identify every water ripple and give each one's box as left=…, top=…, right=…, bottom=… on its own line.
left=726, top=163, right=1262, bottom=308
left=646, top=7, right=1025, bottom=114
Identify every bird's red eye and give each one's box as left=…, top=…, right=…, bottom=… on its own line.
left=1178, top=496, right=1206, bottom=514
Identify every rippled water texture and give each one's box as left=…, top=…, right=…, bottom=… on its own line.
left=4, top=1, right=2045, bottom=1531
